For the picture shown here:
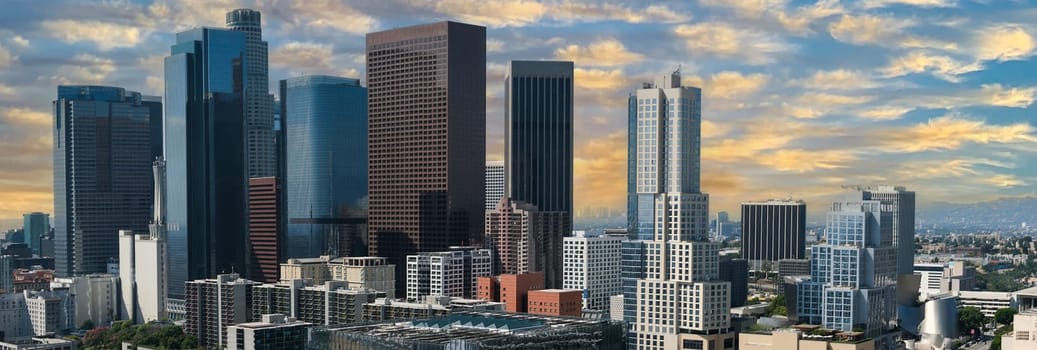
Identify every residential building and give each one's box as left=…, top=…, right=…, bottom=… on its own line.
left=609, top=295, right=624, bottom=321
left=797, top=201, right=897, bottom=343
left=1003, top=311, right=1037, bottom=350
left=366, top=22, right=487, bottom=293
left=280, top=76, right=368, bottom=259
left=184, top=273, right=259, bottom=349
left=226, top=314, right=311, bottom=350
left=24, top=290, right=73, bottom=336
left=630, top=71, right=734, bottom=350
left=50, top=274, right=119, bottom=328
left=165, top=27, right=249, bottom=303
left=248, top=177, right=282, bottom=283
left=719, top=257, right=749, bottom=308
left=527, top=289, right=582, bottom=317
left=0, top=337, right=77, bottom=350
left=278, top=256, right=395, bottom=297
left=22, top=213, right=49, bottom=256
left=740, top=200, right=807, bottom=270
left=860, top=186, right=915, bottom=278
left=53, top=86, right=156, bottom=276
left=118, top=160, right=168, bottom=323
left=500, top=272, right=544, bottom=313
left=252, top=279, right=385, bottom=325
left=484, top=161, right=505, bottom=210
left=484, top=198, right=567, bottom=279
left=0, top=293, right=32, bottom=338
left=562, top=231, right=622, bottom=312
left=406, top=247, right=492, bottom=300
left=504, top=61, right=574, bottom=288
left=226, top=8, right=275, bottom=178
left=778, top=259, right=810, bottom=296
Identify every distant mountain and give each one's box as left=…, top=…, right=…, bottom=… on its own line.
left=918, top=197, right=1037, bottom=228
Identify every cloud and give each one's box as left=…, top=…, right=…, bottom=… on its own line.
left=431, top=0, right=546, bottom=27
left=758, top=149, right=856, bottom=172
left=879, top=51, right=983, bottom=82
left=0, top=107, right=51, bottom=128
left=982, top=174, right=1027, bottom=188
left=684, top=71, right=770, bottom=100
left=784, top=93, right=873, bottom=119
left=262, top=0, right=377, bottom=34
left=555, top=38, right=644, bottom=67
left=425, top=1, right=687, bottom=27
left=144, top=0, right=246, bottom=32
left=270, top=42, right=335, bottom=70
left=38, top=54, right=116, bottom=86
left=699, top=0, right=844, bottom=35
left=573, top=68, right=629, bottom=90
left=702, top=120, right=732, bottom=139
left=894, top=158, right=1013, bottom=180
left=573, top=132, right=626, bottom=211
left=793, top=69, right=878, bottom=90
left=858, top=106, right=913, bottom=120
left=979, top=84, right=1037, bottom=107
left=703, top=120, right=838, bottom=162
left=41, top=20, right=146, bottom=51
left=877, top=114, right=1037, bottom=152
left=860, top=0, right=956, bottom=8
left=828, top=14, right=913, bottom=46
left=0, top=44, right=14, bottom=69
left=673, top=22, right=794, bottom=65
left=487, top=39, right=504, bottom=53
left=976, top=25, right=1036, bottom=62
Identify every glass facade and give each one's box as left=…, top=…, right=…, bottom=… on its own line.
left=164, top=28, right=248, bottom=300
left=53, top=85, right=156, bottom=276
left=281, top=75, right=368, bottom=259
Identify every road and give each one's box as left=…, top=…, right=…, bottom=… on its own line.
left=960, top=338, right=991, bottom=350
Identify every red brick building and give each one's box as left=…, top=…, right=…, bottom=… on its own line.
left=527, top=289, right=582, bottom=317
left=500, top=272, right=543, bottom=313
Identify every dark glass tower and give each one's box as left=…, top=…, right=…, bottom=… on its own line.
left=281, top=75, right=368, bottom=259
left=53, top=85, right=156, bottom=276
left=504, top=60, right=573, bottom=289
left=164, top=28, right=248, bottom=300
left=366, top=21, right=486, bottom=292
left=741, top=200, right=807, bottom=269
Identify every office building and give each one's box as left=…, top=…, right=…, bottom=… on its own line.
left=484, top=198, right=567, bottom=279
left=406, top=247, right=492, bottom=300
left=562, top=231, right=622, bottom=312
left=741, top=200, right=806, bottom=269
left=0, top=293, right=32, bottom=338
left=0, top=255, right=13, bottom=293
left=226, top=8, right=275, bottom=178
left=797, top=201, right=897, bottom=344
left=527, top=289, right=582, bottom=317
left=12, top=268, right=54, bottom=293
left=499, top=272, right=544, bottom=313
left=313, top=311, right=625, bottom=349
left=861, top=186, right=915, bottom=278
left=248, top=177, right=282, bottom=283
left=0, top=337, right=76, bottom=350
left=280, top=76, right=368, bottom=259
left=226, top=314, right=311, bottom=350
left=1003, top=311, right=1037, bottom=350
left=719, top=257, right=749, bottom=307
left=504, top=61, right=574, bottom=287
left=165, top=27, right=249, bottom=302
left=22, top=213, right=49, bottom=256
left=484, top=161, right=505, bottom=210
left=53, top=86, right=156, bottom=276
left=50, top=274, right=119, bottom=328
left=366, top=22, right=487, bottom=292
left=24, top=290, right=73, bottom=336
left=184, top=273, right=259, bottom=349
left=630, top=71, right=734, bottom=350
left=955, top=290, right=1015, bottom=318
left=739, top=328, right=873, bottom=350
left=278, top=256, right=395, bottom=297
left=252, top=280, right=384, bottom=326
left=914, top=261, right=976, bottom=299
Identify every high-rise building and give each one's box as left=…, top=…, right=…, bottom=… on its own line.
left=504, top=61, right=574, bottom=285
left=50, top=274, right=119, bottom=328
left=630, top=71, right=734, bottom=350
left=164, top=27, right=249, bottom=302
left=861, top=186, right=916, bottom=278
left=718, top=257, right=749, bottom=308
left=252, top=280, right=385, bottom=326
left=24, top=289, right=73, bottom=336
left=562, top=231, right=622, bottom=312
left=278, top=256, right=396, bottom=298
left=118, top=156, right=169, bottom=324
left=226, top=8, right=275, bottom=178
left=405, top=247, right=492, bottom=300
left=53, top=86, right=156, bottom=276
left=248, top=177, right=282, bottom=283
left=280, top=76, right=368, bottom=259
left=226, top=314, right=312, bottom=350
left=185, top=273, right=259, bottom=349
left=484, top=198, right=567, bottom=281
left=0, top=255, right=12, bottom=293
left=22, top=213, right=49, bottom=256
left=484, top=161, right=505, bottom=210
left=797, top=201, right=896, bottom=341
left=740, top=200, right=807, bottom=270
left=366, top=22, right=487, bottom=292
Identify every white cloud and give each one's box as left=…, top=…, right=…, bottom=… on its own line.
left=41, top=20, right=146, bottom=50
left=793, top=69, right=878, bottom=90
left=555, top=38, right=644, bottom=67
left=860, top=0, right=956, bottom=8
left=684, top=71, right=770, bottom=100
left=858, top=107, right=913, bottom=120
left=975, top=25, right=1036, bottom=62
left=573, top=68, right=629, bottom=90
left=828, top=14, right=913, bottom=46
left=699, top=0, right=844, bottom=35
left=674, top=22, right=794, bottom=65
left=270, top=42, right=335, bottom=70
left=880, top=51, right=983, bottom=82
left=424, top=0, right=688, bottom=27
left=487, top=39, right=504, bottom=53
left=38, top=54, right=116, bottom=86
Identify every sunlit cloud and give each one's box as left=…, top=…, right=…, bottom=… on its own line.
left=270, top=42, right=335, bottom=70
left=41, top=20, right=147, bottom=51
left=683, top=71, right=770, bottom=100
left=427, top=1, right=688, bottom=27
left=699, top=0, right=844, bottom=35
left=0, top=44, right=14, bottom=69
left=792, top=69, right=878, bottom=90
left=876, top=114, right=1037, bottom=152
left=263, top=0, right=377, bottom=34
left=858, top=106, right=914, bottom=120
left=37, top=54, right=116, bottom=86
left=674, top=22, right=794, bottom=65
left=860, top=0, right=956, bottom=9
left=828, top=14, right=913, bottom=46
left=555, top=38, right=644, bottom=67
left=975, top=25, right=1036, bottom=62
left=0, top=107, right=51, bottom=128
left=982, top=174, right=1027, bottom=188
left=573, top=131, right=626, bottom=211
left=758, top=149, right=856, bottom=173
left=880, top=51, right=984, bottom=82
left=573, top=68, right=629, bottom=90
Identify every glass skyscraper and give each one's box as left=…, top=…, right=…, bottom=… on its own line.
left=22, top=212, right=49, bottom=255
left=226, top=8, right=276, bottom=178
left=164, top=27, right=249, bottom=300
left=504, top=60, right=573, bottom=288
left=53, top=85, right=156, bottom=276
left=280, top=75, right=368, bottom=259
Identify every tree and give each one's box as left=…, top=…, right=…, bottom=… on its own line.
left=959, top=307, right=986, bottom=337
left=79, top=319, right=95, bottom=330
left=995, top=308, right=1017, bottom=325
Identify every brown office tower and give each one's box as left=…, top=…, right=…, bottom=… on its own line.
left=366, top=21, right=487, bottom=292
left=248, top=177, right=282, bottom=283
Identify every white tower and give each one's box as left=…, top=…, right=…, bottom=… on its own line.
left=120, top=159, right=169, bottom=323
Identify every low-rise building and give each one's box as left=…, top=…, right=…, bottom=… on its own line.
left=24, top=290, right=73, bottom=336
left=0, top=337, right=76, bottom=350
left=739, top=328, right=874, bottom=350
left=527, top=289, right=582, bottom=317
left=1003, top=311, right=1037, bottom=350
left=499, top=272, right=544, bottom=313
left=51, top=274, right=119, bottom=327
left=361, top=296, right=503, bottom=322
left=955, top=290, right=1015, bottom=318
left=279, top=256, right=396, bottom=298
left=226, top=314, right=311, bottom=350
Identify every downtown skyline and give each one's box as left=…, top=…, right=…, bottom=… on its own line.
left=2, top=0, right=1037, bottom=229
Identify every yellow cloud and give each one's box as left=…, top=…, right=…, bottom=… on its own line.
left=982, top=174, right=1027, bottom=188
left=0, top=189, right=52, bottom=222
left=858, top=107, right=913, bottom=120
left=878, top=115, right=1037, bottom=152
left=880, top=51, right=983, bottom=82
left=793, top=69, right=876, bottom=90
left=263, top=0, right=377, bottom=34
left=555, top=38, right=644, bottom=67
left=1, top=108, right=51, bottom=128
left=574, top=68, right=628, bottom=90
left=700, top=0, right=844, bottom=35
left=433, top=0, right=546, bottom=26
left=41, top=20, right=146, bottom=50
left=980, top=84, right=1037, bottom=108
left=702, top=120, right=731, bottom=139
left=828, top=14, right=912, bottom=46
left=674, top=22, right=793, bottom=65
left=271, top=42, right=335, bottom=69
left=894, top=158, right=1012, bottom=180
left=784, top=93, right=873, bottom=119
left=573, top=132, right=626, bottom=212
left=758, top=149, right=855, bottom=173
left=703, top=120, right=830, bottom=161
left=426, top=1, right=687, bottom=27
left=976, top=25, right=1036, bottom=62
left=685, top=71, right=770, bottom=100
left=860, top=0, right=955, bottom=8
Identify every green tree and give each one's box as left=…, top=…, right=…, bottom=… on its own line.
left=79, top=319, right=95, bottom=330
left=995, top=308, right=1017, bottom=325
left=959, top=307, right=986, bottom=337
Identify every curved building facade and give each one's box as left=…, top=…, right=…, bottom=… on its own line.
left=281, top=75, right=368, bottom=259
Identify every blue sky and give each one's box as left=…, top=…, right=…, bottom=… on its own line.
left=0, top=0, right=1035, bottom=228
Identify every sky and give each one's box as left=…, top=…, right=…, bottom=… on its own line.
left=1, top=0, right=1036, bottom=229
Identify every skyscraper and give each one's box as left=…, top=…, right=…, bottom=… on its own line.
left=797, top=201, right=897, bottom=343
left=484, top=198, right=567, bottom=279
left=562, top=231, right=622, bottom=312
left=164, top=27, right=249, bottom=301
left=281, top=76, right=368, bottom=259
left=365, top=21, right=487, bottom=291
left=226, top=8, right=276, bottom=178
left=118, top=159, right=168, bottom=324
left=22, top=213, right=49, bottom=256
left=630, top=71, right=734, bottom=350
left=484, top=161, right=505, bottom=210
left=53, top=85, right=156, bottom=276
left=740, top=200, right=807, bottom=270
left=248, top=177, right=281, bottom=283
left=861, top=186, right=916, bottom=278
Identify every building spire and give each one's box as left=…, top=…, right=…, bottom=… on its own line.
left=150, top=158, right=166, bottom=240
